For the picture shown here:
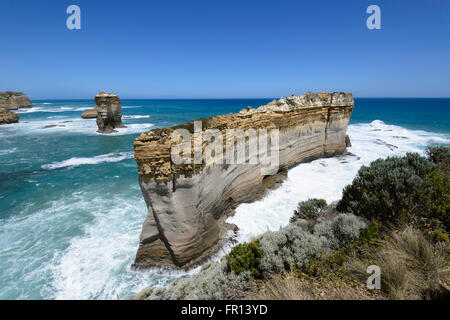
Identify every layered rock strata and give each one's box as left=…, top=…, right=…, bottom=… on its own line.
left=81, top=107, right=98, bottom=119
left=0, top=92, right=32, bottom=110
left=95, top=92, right=125, bottom=133
left=133, top=92, right=354, bottom=268
left=0, top=108, right=19, bottom=124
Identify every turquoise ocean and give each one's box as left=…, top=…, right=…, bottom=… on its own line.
left=0, top=98, right=449, bottom=299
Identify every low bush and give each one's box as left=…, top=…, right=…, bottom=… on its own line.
left=356, top=221, right=382, bottom=246
left=337, top=152, right=449, bottom=229
left=290, top=199, right=327, bottom=222
left=313, top=213, right=366, bottom=249
left=259, top=224, right=323, bottom=273
left=226, top=240, right=263, bottom=278
left=426, top=145, right=450, bottom=166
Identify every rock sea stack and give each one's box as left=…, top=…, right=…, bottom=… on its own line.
left=133, top=91, right=355, bottom=269
left=0, top=108, right=19, bottom=124
left=94, top=92, right=125, bottom=133
left=0, top=91, right=32, bottom=110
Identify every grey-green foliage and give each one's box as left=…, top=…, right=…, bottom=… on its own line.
left=314, top=213, right=366, bottom=248
left=259, top=224, right=323, bottom=273
left=145, top=260, right=255, bottom=300
left=290, top=198, right=328, bottom=222
left=337, top=153, right=435, bottom=224
left=139, top=212, right=366, bottom=300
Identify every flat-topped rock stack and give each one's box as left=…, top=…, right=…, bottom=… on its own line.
left=133, top=92, right=354, bottom=269
left=94, top=92, right=125, bottom=133
left=0, top=91, right=32, bottom=110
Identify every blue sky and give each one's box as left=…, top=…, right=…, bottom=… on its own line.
left=0, top=0, right=449, bottom=99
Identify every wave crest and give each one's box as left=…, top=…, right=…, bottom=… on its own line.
left=42, top=152, right=134, bottom=170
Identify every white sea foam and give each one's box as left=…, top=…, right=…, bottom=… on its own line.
left=0, top=147, right=17, bottom=156
left=226, top=120, right=450, bottom=243
left=42, top=152, right=134, bottom=170
left=42, top=192, right=198, bottom=300
left=17, top=105, right=93, bottom=113
left=123, top=115, right=151, bottom=119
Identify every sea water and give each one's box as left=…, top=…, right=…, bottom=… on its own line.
left=0, top=98, right=449, bottom=299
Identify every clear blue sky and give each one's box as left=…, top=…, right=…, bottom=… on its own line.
left=1, top=0, right=449, bottom=99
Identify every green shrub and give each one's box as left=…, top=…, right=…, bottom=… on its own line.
left=313, top=213, right=366, bottom=248
left=421, top=166, right=450, bottom=230
left=227, top=240, right=263, bottom=278
left=426, top=145, right=450, bottom=166
left=332, top=214, right=367, bottom=246
left=304, top=249, right=347, bottom=278
left=357, top=221, right=382, bottom=246
left=431, top=229, right=450, bottom=243
left=259, top=224, right=323, bottom=273
left=290, top=198, right=327, bottom=222
left=337, top=152, right=436, bottom=226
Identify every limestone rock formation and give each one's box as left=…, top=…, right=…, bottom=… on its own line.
left=133, top=92, right=354, bottom=269
left=0, top=108, right=19, bottom=124
left=81, top=107, right=98, bottom=119
left=94, top=92, right=125, bottom=133
left=0, top=91, right=32, bottom=110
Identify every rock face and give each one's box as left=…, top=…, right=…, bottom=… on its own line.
left=94, top=92, right=125, bottom=133
left=133, top=92, right=354, bottom=269
left=81, top=107, right=98, bottom=119
left=0, top=108, right=19, bottom=124
left=0, top=91, right=32, bottom=110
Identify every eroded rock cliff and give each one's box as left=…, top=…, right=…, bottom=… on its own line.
left=0, top=108, right=19, bottom=124
left=0, top=91, right=32, bottom=110
left=95, top=92, right=125, bottom=133
left=133, top=92, right=354, bottom=268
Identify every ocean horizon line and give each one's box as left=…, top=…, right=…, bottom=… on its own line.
left=28, top=96, right=450, bottom=102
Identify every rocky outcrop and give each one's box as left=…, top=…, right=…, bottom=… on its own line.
left=81, top=107, right=98, bottom=119
left=0, top=92, right=32, bottom=110
left=133, top=92, right=354, bottom=269
left=95, top=92, right=125, bottom=133
left=0, top=108, right=19, bottom=124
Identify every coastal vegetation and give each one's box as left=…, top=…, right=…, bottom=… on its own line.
left=133, top=145, right=450, bottom=300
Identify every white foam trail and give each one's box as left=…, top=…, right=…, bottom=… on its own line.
left=227, top=120, right=450, bottom=243
left=123, top=115, right=151, bottom=119
left=42, top=152, right=134, bottom=170
left=0, top=148, right=17, bottom=156
left=17, top=105, right=93, bottom=113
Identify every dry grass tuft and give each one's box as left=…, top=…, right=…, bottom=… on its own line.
left=346, top=226, right=450, bottom=300
left=254, top=271, right=381, bottom=300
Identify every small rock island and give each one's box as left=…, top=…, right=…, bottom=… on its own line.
left=133, top=92, right=355, bottom=269
left=94, top=92, right=126, bottom=133
left=0, top=91, right=32, bottom=110
left=0, top=91, right=32, bottom=125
